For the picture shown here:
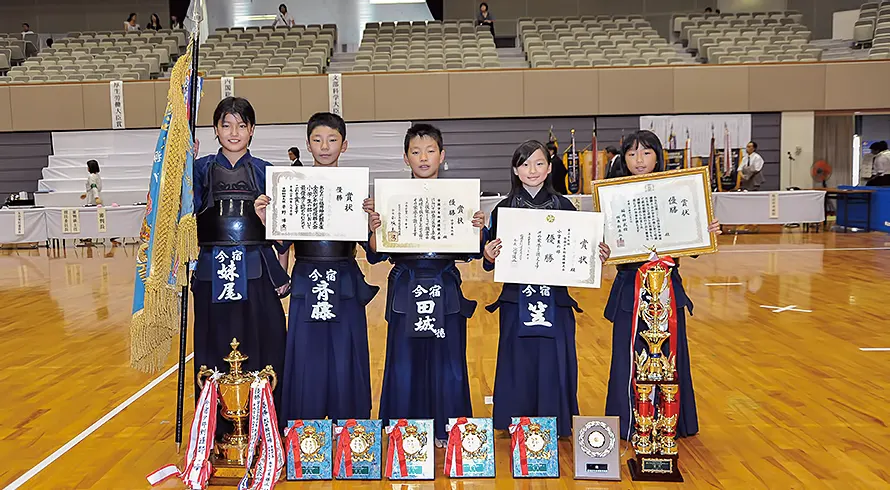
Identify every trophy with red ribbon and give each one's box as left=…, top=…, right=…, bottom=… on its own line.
left=627, top=256, right=683, bottom=482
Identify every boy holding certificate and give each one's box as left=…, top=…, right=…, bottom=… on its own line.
left=255, top=112, right=379, bottom=423
left=602, top=130, right=721, bottom=441
left=365, top=124, right=485, bottom=446
left=482, top=140, right=610, bottom=438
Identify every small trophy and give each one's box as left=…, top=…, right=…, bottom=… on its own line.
left=627, top=258, right=684, bottom=482
left=573, top=416, right=620, bottom=480
left=196, top=339, right=277, bottom=485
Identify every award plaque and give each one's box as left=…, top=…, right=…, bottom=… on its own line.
left=572, top=416, right=620, bottom=481
left=510, top=417, right=559, bottom=478
left=445, top=417, right=495, bottom=478
left=285, top=420, right=333, bottom=480
left=385, top=419, right=435, bottom=480
left=334, top=419, right=382, bottom=480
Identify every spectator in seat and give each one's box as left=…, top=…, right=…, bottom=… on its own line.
left=546, top=141, right=568, bottom=194
left=21, top=23, right=34, bottom=38
left=477, top=2, right=495, bottom=37
left=124, top=13, right=140, bottom=31
left=288, top=146, right=303, bottom=166
left=46, top=38, right=53, bottom=48
left=704, top=7, right=713, bottom=13
left=273, top=4, right=296, bottom=28
left=146, top=13, right=162, bottom=31
left=740, top=141, right=765, bottom=190
left=170, top=15, right=183, bottom=29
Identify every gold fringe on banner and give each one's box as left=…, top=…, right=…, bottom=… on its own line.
left=129, top=41, right=197, bottom=373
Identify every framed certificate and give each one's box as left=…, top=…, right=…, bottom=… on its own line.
left=493, top=208, right=604, bottom=289
left=592, top=166, right=716, bottom=265
left=374, top=178, right=481, bottom=253
left=266, top=166, right=369, bottom=241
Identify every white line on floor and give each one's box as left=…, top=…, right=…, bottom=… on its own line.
left=721, top=246, right=890, bottom=254
left=705, top=282, right=743, bottom=286
left=760, top=304, right=813, bottom=313
left=4, top=353, right=194, bottom=490
left=860, top=348, right=890, bottom=352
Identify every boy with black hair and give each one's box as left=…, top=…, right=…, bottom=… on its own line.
left=255, top=111, right=378, bottom=423
left=194, top=96, right=289, bottom=432
left=366, top=123, right=486, bottom=445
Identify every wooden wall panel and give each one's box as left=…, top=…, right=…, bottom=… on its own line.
left=674, top=65, right=749, bottom=113
left=374, top=73, right=450, bottom=120
left=342, top=75, right=376, bottom=122
left=824, top=62, right=890, bottom=111
left=449, top=71, right=524, bottom=119
left=123, top=82, right=158, bottom=129
left=748, top=64, right=827, bottom=112
left=10, top=84, right=85, bottom=132
left=236, top=77, right=302, bottom=124
left=299, top=76, right=329, bottom=122
left=0, top=87, right=11, bottom=132
left=197, top=79, right=220, bottom=127
left=523, top=69, right=599, bottom=116
left=81, top=82, right=111, bottom=130
left=153, top=81, right=167, bottom=127
left=599, top=67, right=674, bottom=114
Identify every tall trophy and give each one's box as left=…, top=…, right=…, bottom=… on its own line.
left=627, top=256, right=684, bottom=482
left=197, top=339, right=277, bottom=485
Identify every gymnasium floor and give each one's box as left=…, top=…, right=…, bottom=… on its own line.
left=2, top=231, right=890, bottom=489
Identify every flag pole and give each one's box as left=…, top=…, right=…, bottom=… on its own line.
left=176, top=0, right=203, bottom=454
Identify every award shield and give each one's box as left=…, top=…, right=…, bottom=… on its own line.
left=572, top=416, right=620, bottom=480
left=284, top=420, right=333, bottom=480
left=445, top=417, right=495, bottom=478
left=509, top=417, right=559, bottom=478
left=334, top=419, right=382, bottom=480
left=385, top=419, right=435, bottom=480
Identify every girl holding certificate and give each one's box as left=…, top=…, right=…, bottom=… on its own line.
left=366, top=124, right=486, bottom=445
left=482, top=140, right=610, bottom=438
left=603, top=130, right=721, bottom=440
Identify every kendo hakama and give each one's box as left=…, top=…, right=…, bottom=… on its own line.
left=192, top=151, right=289, bottom=433
left=604, top=261, right=699, bottom=440
left=484, top=188, right=582, bottom=437
left=370, top=252, right=477, bottom=441
left=279, top=240, right=379, bottom=422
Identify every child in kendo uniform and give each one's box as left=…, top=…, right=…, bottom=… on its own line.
left=366, top=124, right=486, bottom=446
left=602, top=129, right=721, bottom=440
left=256, top=112, right=379, bottom=423
left=482, top=139, right=610, bottom=437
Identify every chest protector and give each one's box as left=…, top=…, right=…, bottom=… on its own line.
left=197, top=161, right=267, bottom=246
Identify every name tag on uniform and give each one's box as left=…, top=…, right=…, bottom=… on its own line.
left=212, top=246, right=247, bottom=303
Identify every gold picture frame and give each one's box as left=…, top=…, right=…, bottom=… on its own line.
left=592, top=166, right=717, bottom=265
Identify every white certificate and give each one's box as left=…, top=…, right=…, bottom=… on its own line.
left=374, top=178, right=481, bottom=253
left=493, top=208, right=604, bottom=289
left=593, top=167, right=716, bottom=265
left=266, top=166, right=369, bottom=241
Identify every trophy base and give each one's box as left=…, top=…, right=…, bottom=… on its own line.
left=208, top=462, right=247, bottom=486
left=628, top=455, right=683, bottom=482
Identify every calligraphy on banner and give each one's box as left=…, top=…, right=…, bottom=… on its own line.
left=494, top=208, right=604, bottom=289
left=593, top=167, right=716, bottom=265
left=308, top=268, right=338, bottom=321
left=266, top=166, right=369, bottom=241
left=14, top=210, right=24, bottom=236
left=221, top=77, right=235, bottom=98
left=109, top=80, right=125, bottom=129
left=97, top=207, right=107, bottom=233
left=374, top=178, right=481, bottom=253
left=769, top=192, right=780, bottom=219
left=328, top=74, right=342, bottom=116
left=62, top=208, right=81, bottom=234
left=213, top=247, right=246, bottom=303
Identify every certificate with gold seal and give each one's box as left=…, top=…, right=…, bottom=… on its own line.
left=493, top=208, right=604, bottom=289
left=374, top=178, right=481, bottom=253
left=592, top=166, right=716, bottom=265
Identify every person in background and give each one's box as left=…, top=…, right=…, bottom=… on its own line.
left=146, top=13, right=162, bottom=31
left=605, top=146, right=620, bottom=176
left=704, top=7, right=713, bottom=13
left=124, top=13, right=140, bottom=31
left=740, top=141, right=765, bottom=191
left=288, top=146, right=302, bottom=166
left=545, top=141, right=568, bottom=194
left=273, top=4, right=296, bottom=28
left=477, top=2, right=495, bottom=37
left=46, top=38, right=53, bottom=48
left=21, top=23, right=34, bottom=38
left=870, top=141, right=890, bottom=178
left=170, top=15, right=184, bottom=29
left=80, top=159, right=102, bottom=205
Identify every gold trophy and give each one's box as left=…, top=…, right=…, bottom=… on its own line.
left=196, top=338, right=277, bottom=485
left=628, top=260, right=684, bottom=482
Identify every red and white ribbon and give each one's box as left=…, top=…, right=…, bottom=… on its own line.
left=283, top=421, right=304, bottom=478
left=238, top=379, right=283, bottom=490
left=333, top=419, right=357, bottom=477
left=444, top=417, right=468, bottom=477
left=509, top=417, right=531, bottom=476
left=147, top=376, right=219, bottom=489
left=384, top=419, right=409, bottom=479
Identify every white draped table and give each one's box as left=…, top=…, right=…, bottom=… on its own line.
left=712, top=190, right=826, bottom=225
left=0, top=208, right=48, bottom=244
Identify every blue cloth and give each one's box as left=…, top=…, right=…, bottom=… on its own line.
left=603, top=262, right=699, bottom=441
left=280, top=243, right=379, bottom=422
left=374, top=256, right=477, bottom=441
left=483, top=189, right=582, bottom=437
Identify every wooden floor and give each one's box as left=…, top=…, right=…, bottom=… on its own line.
left=3, top=231, right=890, bottom=489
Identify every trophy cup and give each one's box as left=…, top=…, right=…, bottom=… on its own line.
left=627, top=260, right=684, bottom=482
left=197, top=338, right=277, bottom=485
